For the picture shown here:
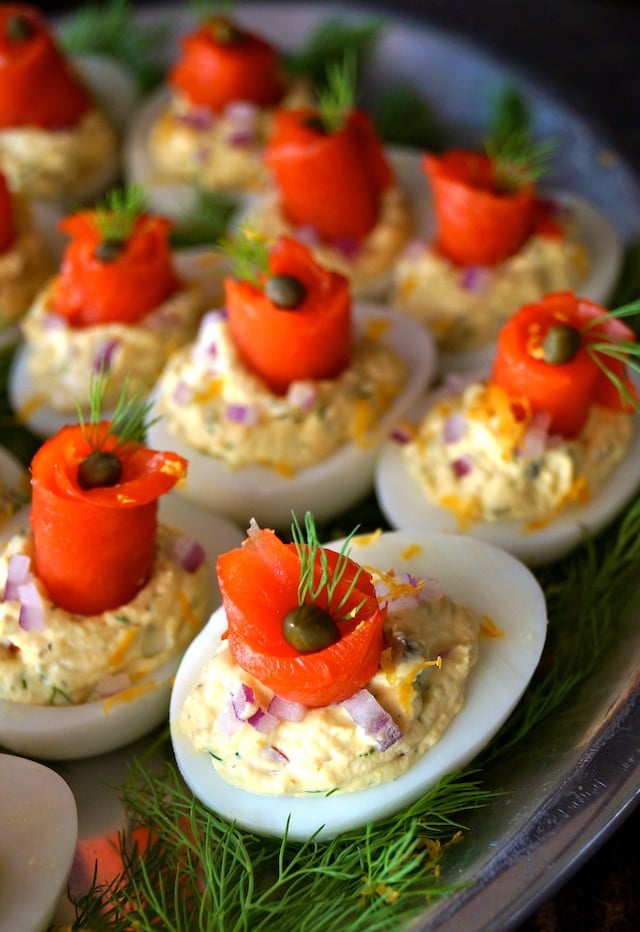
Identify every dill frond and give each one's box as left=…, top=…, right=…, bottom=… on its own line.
left=76, top=365, right=158, bottom=451
left=93, top=184, right=147, bottom=243
left=484, top=127, right=556, bottom=193
left=220, top=225, right=270, bottom=285
left=59, top=0, right=167, bottom=91
left=315, top=51, right=357, bottom=133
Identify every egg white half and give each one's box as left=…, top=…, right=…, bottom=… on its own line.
left=375, top=383, right=640, bottom=566
left=0, top=497, right=243, bottom=760
left=146, top=303, right=437, bottom=530
left=0, top=754, right=78, bottom=932
left=170, top=528, right=547, bottom=841
left=7, top=248, right=222, bottom=439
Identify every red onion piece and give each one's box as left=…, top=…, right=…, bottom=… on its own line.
left=341, top=689, right=402, bottom=751
left=267, top=694, right=307, bottom=722
left=294, top=225, right=320, bottom=248
left=452, top=455, right=472, bottom=479
left=247, top=707, right=279, bottom=734
left=263, top=745, right=289, bottom=764
left=172, top=380, right=193, bottom=406
left=329, top=235, right=361, bottom=260
left=286, top=381, right=317, bottom=412
left=443, top=412, right=467, bottom=444
left=389, top=423, right=414, bottom=445
left=17, top=581, right=46, bottom=631
left=4, top=553, right=31, bottom=601
left=217, top=698, right=243, bottom=736
left=179, top=106, right=216, bottom=131
left=171, top=536, right=206, bottom=573
left=92, top=339, right=119, bottom=374
left=231, top=683, right=257, bottom=720
left=460, top=265, right=492, bottom=292
left=226, top=402, right=259, bottom=426
left=42, top=313, right=66, bottom=330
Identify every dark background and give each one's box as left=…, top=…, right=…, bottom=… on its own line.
left=45, top=1, right=640, bottom=928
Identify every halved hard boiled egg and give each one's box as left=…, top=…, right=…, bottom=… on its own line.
left=146, top=303, right=437, bottom=530
left=375, top=382, right=640, bottom=566
left=8, top=247, right=225, bottom=439
left=170, top=528, right=547, bottom=841
left=0, top=496, right=243, bottom=760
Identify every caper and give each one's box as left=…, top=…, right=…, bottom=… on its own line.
left=94, top=237, right=127, bottom=263
left=303, top=114, right=327, bottom=134
left=208, top=16, right=242, bottom=44
left=265, top=274, right=307, bottom=310
left=6, top=14, right=33, bottom=43
left=542, top=324, right=581, bottom=365
left=282, top=604, right=341, bottom=653
left=77, top=450, right=123, bottom=490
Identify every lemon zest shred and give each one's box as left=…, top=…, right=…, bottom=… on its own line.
left=18, top=393, right=46, bottom=421
left=479, top=615, right=504, bottom=638
left=108, top=627, right=139, bottom=666
left=179, top=590, right=200, bottom=631
left=103, top=678, right=157, bottom=713
left=364, top=317, right=392, bottom=341
left=400, top=543, right=422, bottom=559
left=194, top=376, right=223, bottom=403
left=352, top=528, right=383, bottom=547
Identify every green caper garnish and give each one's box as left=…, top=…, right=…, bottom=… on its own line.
left=77, top=450, right=123, bottom=490
left=303, top=114, right=327, bottom=134
left=542, top=323, right=582, bottom=365
left=6, top=14, right=33, bottom=43
left=208, top=16, right=242, bottom=44
left=282, top=604, right=341, bottom=653
left=265, top=274, right=307, bottom=310
left=94, top=237, right=127, bottom=263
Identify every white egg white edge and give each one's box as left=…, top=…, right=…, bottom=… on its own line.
left=146, top=302, right=437, bottom=530
left=6, top=244, right=227, bottom=440
left=375, top=375, right=640, bottom=567
left=0, top=753, right=78, bottom=932
left=0, top=498, right=243, bottom=761
left=170, top=528, right=548, bottom=842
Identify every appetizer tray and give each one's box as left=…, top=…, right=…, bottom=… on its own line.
left=5, top=2, right=639, bottom=929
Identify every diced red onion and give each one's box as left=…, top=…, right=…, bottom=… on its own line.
left=341, top=689, right=402, bottom=751
left=286, top=381, right=317, bottom=412
left=172, top=380, right=193, bottom=406
left=403, top=238, right=427, bottom=260
left=452, top=455, right=472, bottom=479
left=443, top=412, right=467, bottom=443
left=460, top=265, right=492, bottom=292
left=267, top=694, right=307, bottom=722
left=330, top=235, right=361, bottom=260
left=247, top=707, right=279, bottom=734
left=231, top=683, right=257, bottom=720
left=224, top=101, right=259, bottom=126
left=226, top=402, right=258, bottom=426
left=92, top=340, right=119, bottom=374
left=17, top=581, right=46, bottom=631
left=228, top=131, right=255, bottom=147
left=389, top=423, right=413, bottom=445
left=421, top=577, right=444, bottom=602
left=195, top=146, right=211, bottom=165
left=42, top=313, right=66, bottom=331
left=179, top=106, right=216, bottom=131
left=96, top=672, right=131, bottom=698
left=536, top=197, right=570, bottom=221
left=171, top=536, right=205, bottom=573
left=217, top=698, right=243, bottom=736
left=4, top=553, right=31, bottom=601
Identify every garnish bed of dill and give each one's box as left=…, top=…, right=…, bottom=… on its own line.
left=59, top=0, right=167, bottom=91
left=169, top=188, right=237, bottom=248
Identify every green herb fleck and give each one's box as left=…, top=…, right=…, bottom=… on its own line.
left=59, top=0, right=167, bottom=91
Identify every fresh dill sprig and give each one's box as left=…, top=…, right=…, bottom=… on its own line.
left=284, top=17, right=383, bottom=91
left=190, top=0, right=235, bottom=25
left=93, top=184, right=146, bottom=243
left=489, top=85, right=531, bottom=150
left=315, top=51, right=357, bottom=133
left=76, top=366, right=158, bottom=452
left=484, top=127, right=556, bottom=193
left=169, top=187, right=237, bottom=248
left=582, top=299, right=640, bottom=412
left=220, top=225, right=270, bottom=286
left=291, top=511, right=366, bottom=620
left=59, top=0, right=167, bottom=92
